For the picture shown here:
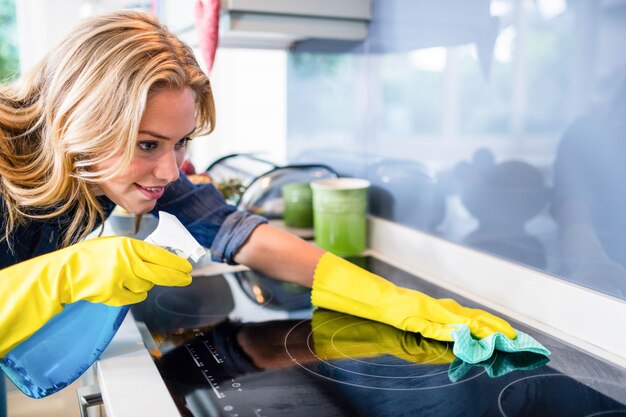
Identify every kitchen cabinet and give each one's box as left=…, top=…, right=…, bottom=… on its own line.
left=218, top=0, right=372, bottom=48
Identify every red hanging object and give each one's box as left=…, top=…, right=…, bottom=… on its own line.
left=194, top=0, right=220, bottom=73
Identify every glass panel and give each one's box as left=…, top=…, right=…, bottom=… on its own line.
left=287, top=0, right=626, bottom=300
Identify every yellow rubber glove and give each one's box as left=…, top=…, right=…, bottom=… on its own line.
left=0, top=236, right=192, bottom=357
left=312, top=253, right=515, bottom=342
left=312, top=309, right=456, bottom=364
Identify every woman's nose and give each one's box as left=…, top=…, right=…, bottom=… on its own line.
left=155, top=151, right=180, bottom=182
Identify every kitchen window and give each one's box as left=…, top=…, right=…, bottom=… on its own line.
left=0, top=0, right=18, bottom=81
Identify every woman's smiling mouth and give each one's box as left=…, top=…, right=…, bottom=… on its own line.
left=135, top=184, right=165, bottom=199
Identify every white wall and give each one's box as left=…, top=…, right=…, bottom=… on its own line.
left=16, top=0, right=133, bottom=72
left=188, top=47, right=287, bottom=171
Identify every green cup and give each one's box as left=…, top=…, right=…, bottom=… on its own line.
left=282, top=182, right=313, bottom=228
left=311, top=178, right=370, bottom=256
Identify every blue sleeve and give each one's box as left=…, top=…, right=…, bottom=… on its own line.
left=154, top=174, right=267, bottom=264
left=0, top=368, right=6, bottom=417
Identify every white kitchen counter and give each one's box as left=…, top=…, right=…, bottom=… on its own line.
left=96, top=216, right=626, bottom=417
left=97, top=311, right=178, bottom=417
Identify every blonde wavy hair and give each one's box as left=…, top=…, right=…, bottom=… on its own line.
left=0, top=9, right=215, bottom=248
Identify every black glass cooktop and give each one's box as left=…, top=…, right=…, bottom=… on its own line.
left=131, top=257, right=626, bottom=417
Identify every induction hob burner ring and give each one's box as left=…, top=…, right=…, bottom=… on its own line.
left=307, top=333, right=458, bottom=380
left=284, top=319, right=490, bottom=391
left=497, top=374, right=626, bottom=417
left=306, top=327, right=491, bottom=380
left=152, top=276, right=235, bottom=321
left=323, top=316, right=454, bottom=368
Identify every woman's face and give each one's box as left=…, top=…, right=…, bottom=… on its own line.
left=97, top=87, right=197, bottom=214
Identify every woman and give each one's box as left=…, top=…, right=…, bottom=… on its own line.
left=0, top=9, right=515, bottom=397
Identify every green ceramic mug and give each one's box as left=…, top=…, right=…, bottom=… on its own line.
left=311, top=178, right=370, bottom=256
left=282, top=182, right=313, bottom=228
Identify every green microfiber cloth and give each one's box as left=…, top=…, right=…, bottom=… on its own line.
left=450, top=324, right=551, bottom=364
left=448, top=351, right=551, bottom=382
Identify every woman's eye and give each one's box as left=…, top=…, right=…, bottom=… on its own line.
left=138, top=141, right=158, bottom=151
left=175, top=136, right=192, bottom=149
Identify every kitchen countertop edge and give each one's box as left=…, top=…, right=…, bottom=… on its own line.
left=96, top=260, right=248, bottom=417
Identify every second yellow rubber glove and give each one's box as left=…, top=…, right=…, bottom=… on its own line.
left=0, top=236, right=192, bottom=357
left=311, top=252, right=515, bottom=342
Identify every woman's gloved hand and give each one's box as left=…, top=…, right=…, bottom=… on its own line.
left=312, top=253, right=516, bottom=342
left=0, top=236, right=192, bottom=357
left=312, top=309, right=456, bottom=364
left=312, top=310, right=549, bottom=384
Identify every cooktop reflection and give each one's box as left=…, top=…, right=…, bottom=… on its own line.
left=131, top=257, right=626, bottom=417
